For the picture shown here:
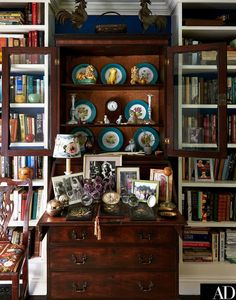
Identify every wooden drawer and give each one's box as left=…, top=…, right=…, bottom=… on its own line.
left=49, top=246, right=176, bottom=271
left=50, top=271, right=177, bottom=299
left=49, top=225, right=176, bottom=245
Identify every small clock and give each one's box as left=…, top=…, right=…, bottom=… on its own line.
left=105, top=97, right=122, bottom=123
left=102, top=192, right=120, bottom=205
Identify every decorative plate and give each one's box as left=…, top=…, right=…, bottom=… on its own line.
left=98, top=127, right=124, bottom=151
left=72, top=64, right=98, bottom=84
left=73, top=99, right=96, bottom=123
left=133, top=127, right=160, bottom=151
left=70, top=127, right=94, bottom=153
left=124, top=99, right=148, bottom=121
left=136, top=63, right=158, bottom=84
left=101, top=63, right=126, bottom=85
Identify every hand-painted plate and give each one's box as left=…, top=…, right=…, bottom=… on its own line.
left=98, top=127, right=124, bottom=152
left=136, top=63, right=158, bottom=84
left=73, top=99, right=96, bottom=123
left=101, top=63, right=126, bottom=85
left=124, top=99, right=148, bottom=121
left=72, top=64, right=98, bottom=84
left=133, top=127, right=160, bottom=151
left=70, top=127, right=94, bottom=153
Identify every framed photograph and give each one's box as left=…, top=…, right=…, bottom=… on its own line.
left=132, top=179, right=159, bottom=203
left=52, top=172, right=84, bottom=205
left=83, top=154, right=122, bottom=180
left=194, top=159, right=214, bottom=182
left=188, top=127, right=204, bottom=143
left=116, top=167, right=140, bottom=194
left=150, top=169, right=173, bottom=202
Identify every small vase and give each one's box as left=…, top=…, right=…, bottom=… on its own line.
left=144, top=146, right=152, bottom=155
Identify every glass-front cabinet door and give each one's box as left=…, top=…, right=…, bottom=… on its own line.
left=1, top=47, right=57, bottom=156
left=166, top=43, right=227, bottom=158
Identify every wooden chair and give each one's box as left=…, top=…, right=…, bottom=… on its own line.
left=0, top=178, right=33, bottom=300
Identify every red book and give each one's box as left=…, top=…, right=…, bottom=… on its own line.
left=0, top=37, right=7, bottom=63
left=20, top=191, right=28, bottom=221
left=32, top=3, right=38, bottom=25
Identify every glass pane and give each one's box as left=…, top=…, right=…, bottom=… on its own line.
left=173, top=50, right=219, bottom=152
left=8, top=52, right=51, bottom=151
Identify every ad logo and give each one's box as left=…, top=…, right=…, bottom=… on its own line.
left=201, top=284, right=236, bottom=300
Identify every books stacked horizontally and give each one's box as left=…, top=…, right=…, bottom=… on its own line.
left=183, top=227, right=226, bottom=262
left=225, top=229, right=236, bottom=263
left=0, top=11, right=24, bottom=25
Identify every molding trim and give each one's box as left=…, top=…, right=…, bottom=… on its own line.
left=54, top=0, right=172, bottom=15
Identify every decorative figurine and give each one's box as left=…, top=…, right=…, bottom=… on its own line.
left=104, top=115, right=110, bottom=124
left=139, top=0, right=167, bottom=33
left=125, top=138, right=136, bottom=152
left=116, top=115, right=123, bottom=124
left=76, top=64, right=97, bottom=83
left=107, top=67, right=117, bottom=84
left=46, top=199, right=63, bottom=217
left=130, top=66, right=140, bottom=85
left=67, top=93, right=78, bottom=125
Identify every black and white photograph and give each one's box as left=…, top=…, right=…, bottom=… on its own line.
left=52, top=172, right=84, bottom=205
left=83, top=154, right=122, bottom=180
left=188, top=127, right=204, bottom=143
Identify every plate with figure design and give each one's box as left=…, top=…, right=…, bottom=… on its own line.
left=73, top=99, right=96, bottom=123
left=98, top=127, right=124, bottom=152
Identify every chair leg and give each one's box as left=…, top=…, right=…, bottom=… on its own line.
left=22, top=259, right=29, bottom=299
left=12, top=274, right=19, bottom=300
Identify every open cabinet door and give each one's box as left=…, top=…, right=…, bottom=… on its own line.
left=166, top=42, right=227, bottom=158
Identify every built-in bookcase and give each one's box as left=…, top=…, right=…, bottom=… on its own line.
left=170, top=0, right=236, bottom=295
left=0, top=0, right=55, bottom=296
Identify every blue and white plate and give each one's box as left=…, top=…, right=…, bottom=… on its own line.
left=71, top=127, right=94, bottom=153
left=73, top=99, right=96, bottom=123
left=136, top=63, right=158, bottom=84
left=101, top=63, right=126, bottom=85
left=124, top=99, right=148, bottom=121
left=133, top=127, right=160, bottom=151
left=72, top=64, right=98, bottom=84
left=98, top=127, right=124, bottom=152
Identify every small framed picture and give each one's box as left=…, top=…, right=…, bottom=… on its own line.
left=132, top=179, right=159, bottom=203
left=116, top=167, right=140, bottom=194
left=150, top=169, right=173, bottom=202
left=52, top=172, right=84, bottom=205
left=194, top=159, right=214, bottom=182
left=83, top=154, right=122, bottom=180
left=188, top=127, right=204, bottom=143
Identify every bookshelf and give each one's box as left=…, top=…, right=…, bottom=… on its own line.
left=170, top=0, right=236, bottom=295
left=0, top=0, right=55, bottom=296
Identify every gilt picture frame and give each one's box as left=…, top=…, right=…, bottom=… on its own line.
left=150, top=168, right=173, bottom=202
left=116, top=167, right=140, bottom=194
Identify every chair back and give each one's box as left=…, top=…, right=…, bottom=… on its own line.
left=0, top=178, right=33, bottom=246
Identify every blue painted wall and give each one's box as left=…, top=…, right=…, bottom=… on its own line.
left=55, top=15, right=171, bottom=35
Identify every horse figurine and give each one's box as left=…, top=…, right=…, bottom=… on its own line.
left=139, top=0, right=167, bottom=33
left=56, top=0, right=88, bottom=29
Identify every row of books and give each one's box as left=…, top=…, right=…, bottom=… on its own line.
left=0, top=156, right=43, bottom=179
left=228, top=114, right=236, bottom=143
left=182, top=76, right=218, bottom=105
left=182, top=113, right=217, bottom=144
left=10, top=187, right=43, bottom=222
left=25, top=2, right=44, bottom=25
left=182, top=154, right=236, bottom=182
left=183, top=227, right=230, bottom=263
left=0, top=31, right=45, bottom=64
left=9, top=74, right=44, bottom=104
left=3, top=112, right=44, bottom=143
left=7, top=227, right=36, bottom=258
left=182, top=190, right=236, bottom=222
left=0, top=11, right=24, bottom=25
left=225, top=228, right=236, bottom=263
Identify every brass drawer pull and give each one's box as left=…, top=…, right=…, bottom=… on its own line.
left=71, top=254, right=87, bottom=265
left=71, top=230, right=87, bottom=240
left=138, top=254, right=153, bottom=264
left=72, top=281, right=88, bottom=293
left=138, top=232, right=153, bottom=240
left=138, top=281, right=154, bottom=292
